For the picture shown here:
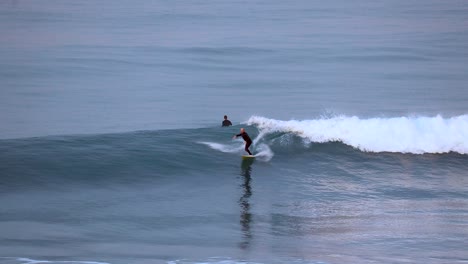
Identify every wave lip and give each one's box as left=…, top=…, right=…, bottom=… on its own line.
left=246, top=115, right=468, bottom=154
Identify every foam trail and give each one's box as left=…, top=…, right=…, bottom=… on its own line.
left=198, top=141, right=243, bottom=153
left=246, top=115, right=468, bottom=154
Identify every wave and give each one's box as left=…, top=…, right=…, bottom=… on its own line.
left=245, top=115, right=468, bottom=154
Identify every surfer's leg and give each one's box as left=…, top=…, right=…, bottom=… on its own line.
left=245, top=142, right=252, bottom=155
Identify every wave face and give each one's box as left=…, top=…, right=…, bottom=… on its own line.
left=246, top=115, right=468, bottom=154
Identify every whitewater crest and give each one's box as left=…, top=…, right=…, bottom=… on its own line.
left=246, top=115, right=468, bottom=154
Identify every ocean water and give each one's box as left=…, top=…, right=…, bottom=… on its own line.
left=1, top=1, right=468, bottom=264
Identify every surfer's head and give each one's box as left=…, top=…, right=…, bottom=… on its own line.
left=240, top=128, right=245, bottom=133
left=224, top=115, right=228, bottom=120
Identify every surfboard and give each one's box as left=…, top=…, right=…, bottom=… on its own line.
left=242, top=155, right=255, bottom=159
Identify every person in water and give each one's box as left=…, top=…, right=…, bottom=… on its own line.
left=233, top=128, right=253, bottom=155
left=222, top=115, right=232, bottom=127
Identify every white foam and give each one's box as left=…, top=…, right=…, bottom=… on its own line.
left=246, top=115, right=468, bottom=154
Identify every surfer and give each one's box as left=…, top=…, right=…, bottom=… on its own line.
left=233, top=128, right=253, bottom=155
left=222, top=115, right=232, bottom=127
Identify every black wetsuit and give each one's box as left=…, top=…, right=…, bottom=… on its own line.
left=222, top=120, right=232, bottom=127
left=236, top=132, right=253, bottom=155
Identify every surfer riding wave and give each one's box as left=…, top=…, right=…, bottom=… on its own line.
left=233, top=128, right=253, bottom=155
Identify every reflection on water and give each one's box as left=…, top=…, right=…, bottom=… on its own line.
left=239, top=158, right=254, bottom=249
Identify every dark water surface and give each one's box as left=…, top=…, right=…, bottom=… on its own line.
left=1, top=0, right=468, bottom=263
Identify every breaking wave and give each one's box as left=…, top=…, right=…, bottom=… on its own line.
left=246, top=115, right=468, bottom=154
